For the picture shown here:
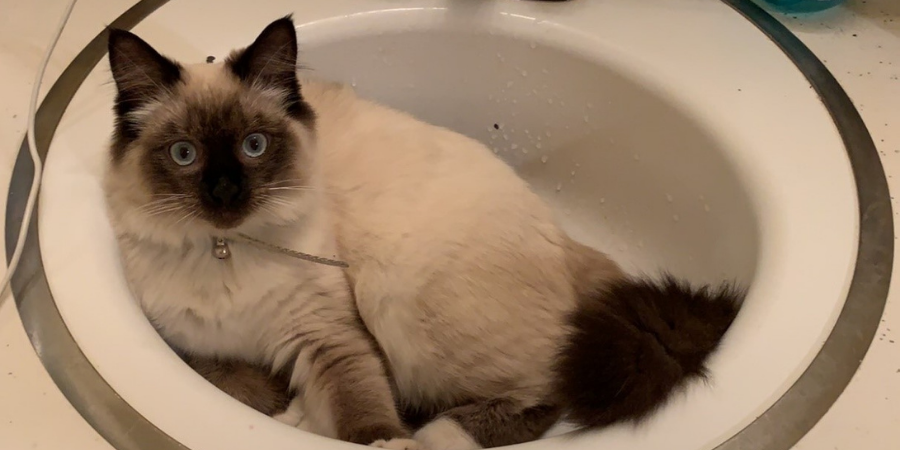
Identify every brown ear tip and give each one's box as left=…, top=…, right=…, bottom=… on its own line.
left=106, top=28, right=141, bottom=52
left=265, top=14, right=297, bottom=35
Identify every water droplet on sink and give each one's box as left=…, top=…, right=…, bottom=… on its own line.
left=530, top=42, right=537, bottom=49
left=699, top=194, right=706, bottom=201
left=570, top=170, right=576, bottom=176
left=583, top=116, right=590, bottom=123
left=673, top=214, right=680, bottom=222
left=522, top=70, right=528, bottom=77
left=548, top=98, right=554, bottom=104
left=522, top=148, right=529, bottom=154
left=587, top=102, right=594, bottom=109
left=503, top=134, right=509, bottom=141
left=542, top=68, right=549, bottom=74
left=633, top=154, right=641, bottom=161
left=541, top=155, right=549, bottom=163
left=536, top=143, right=542, bottom=149
left=704, top=204, right=711, bottom=212
left=511, top=143, right=519, bottom=150
left=599, top=197, right=606, bottom=204
left=545, top=130, right=552, bottom=137
left=556, top=182, right=563, bottom=192
left=666, top=194, right=673, bottom=202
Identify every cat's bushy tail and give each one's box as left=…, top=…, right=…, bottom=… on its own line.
left=553, top=274, right=743, bottom=430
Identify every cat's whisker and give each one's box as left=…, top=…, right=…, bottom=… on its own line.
left=141, top=204, right=183, bottom=216
left=256, top=179, right=311, bottom=189
left=260, top=196, right=295, bottom=209
left=265, top=186, right=317, bottom=192
left=174, top=208, right=201, bottom=226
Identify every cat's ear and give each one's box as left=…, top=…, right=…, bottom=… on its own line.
left=107, top=28, right=182, bottom=111
left=227, top=16, right=312, bottom=120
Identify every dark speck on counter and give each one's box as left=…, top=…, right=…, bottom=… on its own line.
left=206, top=55, right=215, bottom=63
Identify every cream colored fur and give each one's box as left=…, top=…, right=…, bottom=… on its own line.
left=106, top=62, right=622, bottom=449
left=303, top=80, right=623, bottom=412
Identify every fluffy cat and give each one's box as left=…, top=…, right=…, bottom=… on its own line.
left=104, top=16, right=742, bottom=450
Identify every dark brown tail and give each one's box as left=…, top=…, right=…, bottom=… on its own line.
left=553, top=274, right=743, bottom=430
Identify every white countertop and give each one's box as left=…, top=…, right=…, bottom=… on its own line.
left=0, top=0, right=897, bottom=449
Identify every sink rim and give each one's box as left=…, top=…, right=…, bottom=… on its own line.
left=5, top=1, right=891, bottom=450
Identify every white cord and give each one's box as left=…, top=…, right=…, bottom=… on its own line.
left=0, top=0, right=78, bottom=302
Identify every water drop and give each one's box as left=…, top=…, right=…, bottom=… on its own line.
left=560, top=101, right=566, bottom=106
left=530, top=42, right=537, bottom=49
left=704, top=204, right=711, bottom=212
left=545, top=130, right=552, bottom=137
left=521, top=70, right=528, bottom=77
left=666, top=194, right=673, bottom=202
left=503, top=134, right=509, bottom=141
left=570, top=170, right=576, bottom=176
left=522, top=148, right=528, bottom=154
left=575, top=162, right=580, bottom=167
left=587, top=102, right=594, bottom=109
left=542, top=68, right=549, bottom=74
left=599, top=198, right=606, bottom=204
left=699, top=194, right=706, bottom=201
left=512, top=99, right=518, bottom=104
left=673, top=214, right=680, bottom=222
left=633, top=154, right=641, bottom=161
left=511, top=143, right=519, bottom=150
left=536, top=143, right=543, bottom=149
left=583, top=116, right=590, bottom=123
left=541, top=155, right=549, bottom=163
left=556, top=182, right=563, bottom=192
left=548, top=98, right=554, bottom=104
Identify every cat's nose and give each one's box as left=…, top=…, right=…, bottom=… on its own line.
left=211, top=177, right=241, bottom=205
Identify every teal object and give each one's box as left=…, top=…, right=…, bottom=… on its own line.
left=759, top=0, right=845, bottom=13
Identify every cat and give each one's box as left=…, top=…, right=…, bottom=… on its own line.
left=104, top=15, right=742, bottom=450
left=104, top=22, right=416, bottom=449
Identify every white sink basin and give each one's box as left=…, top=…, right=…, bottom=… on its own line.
left=9, top=1, right=888, bottom=450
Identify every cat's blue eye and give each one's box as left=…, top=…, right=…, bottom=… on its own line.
left=169, top=141, right=197, bottom=166
left=242, top=133, right=268, bottom=158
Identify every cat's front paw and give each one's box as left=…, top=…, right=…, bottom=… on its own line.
left=370, top=438, right=426, bottom=450
left=272, top=396, right=305, bottom=427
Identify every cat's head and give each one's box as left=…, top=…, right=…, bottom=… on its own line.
left=104, top=16, right=317, bottom=241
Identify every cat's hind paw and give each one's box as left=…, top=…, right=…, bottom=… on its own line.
left=370, top=438, right=425, bottom=450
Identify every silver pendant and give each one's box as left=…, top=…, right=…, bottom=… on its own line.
left=213, top=237, right=231, bottom=260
